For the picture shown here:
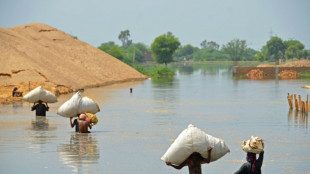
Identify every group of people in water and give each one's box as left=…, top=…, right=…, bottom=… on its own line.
left=31, top=100, right=92, bottom=133
left=30, top=100, right=264, bottom=174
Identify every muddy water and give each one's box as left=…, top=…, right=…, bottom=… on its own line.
left=0, top=62, right=309, bottom=174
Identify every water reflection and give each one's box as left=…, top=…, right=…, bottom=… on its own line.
left=178, top=64, right=194, bottom=75
left=57, top=133, right=99, bottom=173
left=287, top=109, right=308, bottom=129
left=31, top=116, right=49, bottom=131
left=12, top=102, right=23, bottom=114
left=151, top=77, right=176, bottom=87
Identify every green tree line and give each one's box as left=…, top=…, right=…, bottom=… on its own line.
left=98, top=30, right=309, bottom=65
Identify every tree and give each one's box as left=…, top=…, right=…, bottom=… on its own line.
left=151, top=33, right=180, bottom=64
left=284, top=40, right=305, bottom=59
left=255, top=52, right=265, bottom=62
left=173, top=44, right=198, bottom=60
left=200, top=40, right=207, bottom=49
left=242, top=48, right=258, bottom=60
left=222, top=39, right=247, bottom=61
left=98, top=41, right=124, bottom=60
left=125, top=43, right=149, bottom=63
left=110, top=45, right=125, bottom=60
left=118, top=30, right=132, bottom=49
left=98, top=41, right=116, bottom=52
left=266, top=36, right=285, bottom=64
left=200, top=40, right=220, bottom=50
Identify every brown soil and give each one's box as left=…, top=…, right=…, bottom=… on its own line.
left=257, top=60, right=310, bottom=67
left=246, top=69, right=267, bottom=80
left=0, top=23, right=148, bottom=104
left=278, top=70, right=299, bottom=80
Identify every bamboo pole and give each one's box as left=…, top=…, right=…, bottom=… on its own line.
left=298, top=95, right=302, bottom=111
left=287, top=93, right=293, bottom=109
left=302, top=101, right=305, bottom=113
left=306, top=95, right=309, bottom=113
left=295, top=98, right=299, bottom=111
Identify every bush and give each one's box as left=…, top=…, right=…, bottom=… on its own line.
left=133, top=65, right=175, bottom=78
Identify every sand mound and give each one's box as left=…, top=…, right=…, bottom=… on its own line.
left=0, top=23, right=148, bottom=102
left=278, top=70, right=299, bottom=79
left=246, top=69, right=266, bottom=80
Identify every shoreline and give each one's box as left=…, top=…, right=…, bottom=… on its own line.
left=0, top=77, right=148, bottom=105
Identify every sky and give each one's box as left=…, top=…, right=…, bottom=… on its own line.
left=1, top=0, right=310, bottom=50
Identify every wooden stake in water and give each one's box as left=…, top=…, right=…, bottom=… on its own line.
left=287, top=93, right=293, bottom=109
left=306, top=95, right=309, bottom=113
left=298, top=95, right=302, bottom=111
left=295, top=98, right=299, bottom=111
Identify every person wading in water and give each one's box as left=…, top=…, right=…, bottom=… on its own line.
left=166, top=146, right=213, bottom=174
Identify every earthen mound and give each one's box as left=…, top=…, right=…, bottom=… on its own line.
left=246, top=69, right=266, bottom=80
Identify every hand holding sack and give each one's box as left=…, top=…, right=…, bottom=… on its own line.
left=23, top=86, right=57, bottom=103
left=161, top=124, right=230, bottom=165
left=57, top=92, right=100, bottom=118
left=242, top=136, right=264, bottom=154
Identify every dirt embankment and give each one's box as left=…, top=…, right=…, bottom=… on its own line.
left=257, top=60, right=310, bottom=67
left=0, top=23, right=148, bottom=104
left=244, top=60, right=310, bottom=80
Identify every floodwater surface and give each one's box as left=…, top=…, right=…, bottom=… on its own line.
left=0, top=62, right=309, bottom=174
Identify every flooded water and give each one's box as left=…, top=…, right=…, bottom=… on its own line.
left=0, top=62, right=310, bottom=174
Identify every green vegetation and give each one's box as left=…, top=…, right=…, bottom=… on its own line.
left=98, top=41, right=149, bottom=64
left=133, top=65, right=175, bottom=78
left=222, top=39, right=247, bottom=61
left=298, top=72, right=310, bottom=78
left=151, top=32, right=180, bottom=65
left=118, top=30, right=132, bottom=49
left=255, top=36, right=308, bottom=63
left=97, top=30, right=309, bottom=69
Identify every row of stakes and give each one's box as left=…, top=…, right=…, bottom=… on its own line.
left=287, top=93, right=309, bottom=114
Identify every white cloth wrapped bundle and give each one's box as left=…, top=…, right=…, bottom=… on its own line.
left=57, top=92, right=100, bottom=117
left=242, top=136, right=264, bottom=154
left=23, top=86, right=57, bottom=103
left=161, top=124, right=230, bottom=165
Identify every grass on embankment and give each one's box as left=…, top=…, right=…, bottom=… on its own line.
left=133, top=65, right=175, bottom=78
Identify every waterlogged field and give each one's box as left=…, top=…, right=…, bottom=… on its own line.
left=0, top=62, right=309, bottom=174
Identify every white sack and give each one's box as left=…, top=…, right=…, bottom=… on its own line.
left=23, top=86, right=57, bottom=103
left=161, top=124, right=230, bottom=165
left=57, top=92, right=100, bottom=118
left=242, top=136, right=264, bottom=154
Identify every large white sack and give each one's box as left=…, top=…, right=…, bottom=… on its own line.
left=161, top=124, right=230, bottom=165
left=23, top=86, right=57, bottom=103
left=57, top=92, right=100, bottom=118
left=242, top=136, right=264, bottom=154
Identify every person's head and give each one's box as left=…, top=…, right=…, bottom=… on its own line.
left=79, top=113, right=86, bottom=120
left=191, top=152, right=203, bottom=161
left=38, top=100, right=43, bottom=104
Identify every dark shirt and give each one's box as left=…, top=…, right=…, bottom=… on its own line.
left=73, top=119, right=79, bottom=132
left=31, top=104, right=49, bottom=116
left=235, top=151, right=264, bottom=174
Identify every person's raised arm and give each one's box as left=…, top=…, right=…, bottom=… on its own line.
left=166, top=159, right=187, bottom=170
left=256, top=151, right=264, bottom=168
left=202, top=146, right=213, bottom=164
left=70, top=117, right=75, bottom=128
left=31, top=103, right=36, bottom=111
left=45, top=103, right=49, bottom=111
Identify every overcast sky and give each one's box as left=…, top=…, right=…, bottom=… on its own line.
left=1, top=0, right=309, bottom=50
